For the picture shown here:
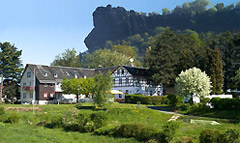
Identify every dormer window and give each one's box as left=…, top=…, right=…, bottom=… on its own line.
left=54, top=73, right=58, bottom=77
left=44, top=72, right=48, bottom=76
left=122, top=69, right=124, bottom=75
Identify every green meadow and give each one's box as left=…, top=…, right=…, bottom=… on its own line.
left=0, top=103, right=239, bottom=143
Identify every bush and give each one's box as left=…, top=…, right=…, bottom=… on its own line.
left=223, top=129, right=240, bottom=143
left=116, top=123, right=158, bottom=141
left=200, top=97, right=210, bottom=104
left=46, top=114, right=63, bottom=128
left=151, top=96, right=169, bottom=105
left=200, top=129, right=240, bottom=143
left=93, top=125, right=116, bottom=136
left=61, top=111, right=88, bottom=132
left=210, top=98, right=240, bottom=110
left=7, top=112, right=20, bottom=124
left=199, top=129, right=224, bottom=143
left=161, top=121, right=180, bottom=142
left=125, top=94, right=168, bottom=105
left=90, top=111, right=108, bottom=129
left=0, top=107, right=5, bottom=115
left=184, top=103, right=210, bottom=115
left=167, top=94, right=179, bottom=107
left=60, top=110, right=108, bottom=133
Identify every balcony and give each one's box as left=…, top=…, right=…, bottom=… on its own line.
left=22, top=86, right=34, bottom=91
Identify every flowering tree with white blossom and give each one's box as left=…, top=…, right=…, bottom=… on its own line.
left=175, top=67, right=212, bottom=99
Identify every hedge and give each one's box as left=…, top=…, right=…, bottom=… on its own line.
left=125, top=94, right=168, bottom=105
left=116, top=123, right=158, bottom=141
left=210, top=97, right=240, bottom=110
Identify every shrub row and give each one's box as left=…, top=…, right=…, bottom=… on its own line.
left=48, top=111, right=108, bottom=133
left=125, top=94, right=169, bottom=105
left=200, top=129, right=240, bottom=143
left=115, top=123, right=158, bottom=141
left=94, top=121, right=180, bottom=142
left=210, top=98, right=240, bottom=110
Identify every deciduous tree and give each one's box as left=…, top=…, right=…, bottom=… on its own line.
left=175, top=67, right=212, bottom=99
left=51, top=48, right=81, bottom=67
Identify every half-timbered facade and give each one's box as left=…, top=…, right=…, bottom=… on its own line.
left=110, top=66, right=162, bottom=100
left=20, top=64, right=163, bottom=104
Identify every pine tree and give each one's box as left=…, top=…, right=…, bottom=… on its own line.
left=207, top=48, right=223, bottom=94
left=212, top=48, right=223, bottom=94
left=0, top=42, right=23, bottom=103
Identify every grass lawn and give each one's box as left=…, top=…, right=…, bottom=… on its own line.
left=0, top=103, right=239, bottom=143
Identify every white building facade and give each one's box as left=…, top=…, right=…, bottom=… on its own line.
left=110, top=66, right=163, bottom=100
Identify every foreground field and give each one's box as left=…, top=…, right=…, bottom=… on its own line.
left=0, top=103, right=239, bottom=143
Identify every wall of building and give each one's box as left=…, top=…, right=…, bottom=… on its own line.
left=21, top=67, right=35, bottom=104
left=37, top=82, right=55, bottom=100
left=111, top=67, right=163, bottom=99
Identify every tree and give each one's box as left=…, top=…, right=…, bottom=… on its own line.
left=233, top=68, right=240, bottom=93
left=209, top=48, right=224, bottom=94
left=3, top=81, right=20, bottom=104
left=0, top=42, right=23, bottom=103
left=145, top=29, right=203, bottom=87
left=61, top=71, right=113, bottom=106
left=61, top=77, right=95, bottom=103
left=162, top=8, right=170, bottom=15
left=92, top=71, right=113, bottom=107
left=112, top=44, right=136, bottom=58
left=175, top=67, right=212, bottom=99
left=84, top=49, right=136, bottom=68
left=51, top=48, right=81, bottom=67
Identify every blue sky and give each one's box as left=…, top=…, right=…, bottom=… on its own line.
left=0, top=0, right=238, bottom=66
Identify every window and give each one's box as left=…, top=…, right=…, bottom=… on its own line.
left=23, top=93, right=26, bottom=99
left=30, top=93, right=33, bottom=98
left=117, top=69, right=120, bottom=75
left=23, top=83, right=26, bottom=87
left=29, top=82, right=32, bottom=86
left=66, top=71, right=70, bottom=76
left=119, top=78, right=122, bottom=84
left=119, top=94, right=122, bottom=98
left=50, top=93, right=54, bottom=97
left=54, top=73, right=58, bottom=77
left=122, top=69, right=124, bottom=75
left=150, top=91, right=153, bottom=96
left=44, top=84, right=48, bottom=87
left=27, top=72, right=31, bottom=78
left=126, top=90, right=129, bottom=94
left=126, top=78, right=129, bottom=84
left=44, top=72, right=48, bottom=76
left=43, top=92, right=48, bottom=97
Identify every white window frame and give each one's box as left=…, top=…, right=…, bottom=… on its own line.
left=23, top=93, right=26, bottom=99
